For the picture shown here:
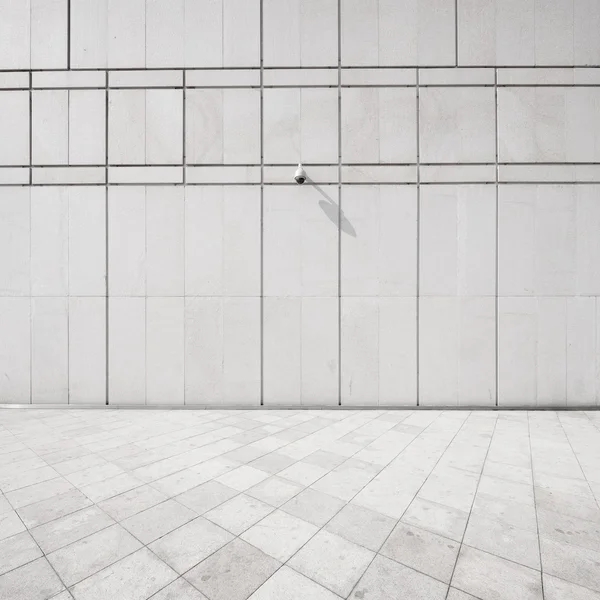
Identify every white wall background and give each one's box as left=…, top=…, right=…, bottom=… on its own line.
left=1, top=0, right=600, bottom=407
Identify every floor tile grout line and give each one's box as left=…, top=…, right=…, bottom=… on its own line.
left=554, top=413, right=600, bottom=512
left=204, top=411, right=450, bottom=600
left=442, top=412, right=499, bottom=600
left=6, top=412, right=385, bottom=595
left=527, top=412, right=546, bottom=600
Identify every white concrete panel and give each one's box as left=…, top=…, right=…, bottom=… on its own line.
left=342, top=88, right=417, bottom=164
left=184, top=0, right=222, bottom=67
left=341, top=297, right=417, bottom=406
left=109, top=297, right=146, bottom=405
left=419, top=297, right=496, bottom=406
left=146, top=0, right=184, bottom=68
left=0, top=187, right=30, bottom=296
left=70, top=0, right=107, bottom=68
left=420, top=185, right=496, bottom=297
left=186, top=90, right=223, bottom=164
left=420, top=88, right=496, bottom=163
left=185, top=186, right=260, bottom=296
left=498, top=297, right=537, bottom=406
left=146, top=297, right=185, bottom=405
left=31, top=297, right=68, bottom=404
left=498, top=185, right=577, bottom=296
left=576, top=186, right=600, bottom=295
left=575, top=0, right=600, bottom=65
left=263, top=297, right=338, bottom=406
left=31, top=0, right=68, bottom=69
left=341, top=0, right=378, bottom=66
left=30, top=187, right=68, bottom=296
left=342, top=0, right=455, bottom=66
left=32, top=90, right=69, bottom=166
left=341, top=186, right=417, bottom=296
left=69, top=91, right=106, bottom=166
left=263, top=89, right=338, bottom=164
left=535, top=0, right=574, bottom=65
left=536, top=297, right=567, bottom=405
left=223, top=89, right=261, bottom=164
left=0, top=0, right=30, bottom=69
left=566, top=297, right=600, bottom=405
left=69, top=296, right=106, bottom=404
left=69, top=187, right=106, bottom=296
left=458, top=0, right=535, bottom=66
left=107, top=0, right=145, bottom=68
left=146, top=90, right=183, bottom=165
left=0, top=298, right=30, bottom=403
left=146, top=187, right=184, bottom=296
left=0, top=92, right=30, bottom=166
left=108, top=187, right=145, bottom=297
left=223, top=0, right=260, bottom=67
left=185, top=297, right=260, bottom=405
left=263, top=0, right=337, bottom=67
left=263, top=186, right=338, bottom=297
left=109, top=90, right=146, bottom=165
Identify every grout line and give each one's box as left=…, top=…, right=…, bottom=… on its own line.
left=455, top=0, right=459, bottom=67
left=443, top=414, right=499, bottom=600
left=337, top=0, right=342, bottom=407
left=526, top=412, right=545, bottom=600
left=105, top=70, right=109, bottom=407
left=416, top=69, right=421, bottom=407
left=67, top=0, right=71, bottom=71
left=259, top=0, right=264, bottom=407
left=495, top=68, right=499, bottom=408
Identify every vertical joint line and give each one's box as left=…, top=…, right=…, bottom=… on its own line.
left=67, top=0, right=71, bottom=70
left=416, top=68, right=420, bottom=407
left=183, top=71, right=186, bottom=185
left=494, top=68, right=499, bottom=407
left=455, top=0, right=459, bottom=66
left=337, top=0, right=342, bottom=406
left=105, top=70, right=109, bottom=406
left=259, top=0, right=264, bottom=406
left=29, top=71, right=32, bottom=186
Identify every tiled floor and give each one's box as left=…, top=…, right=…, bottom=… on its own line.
left=1, top=409, right=599, bottom=600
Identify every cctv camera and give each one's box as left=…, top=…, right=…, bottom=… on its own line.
left=294, top=164, right=306, bottom=185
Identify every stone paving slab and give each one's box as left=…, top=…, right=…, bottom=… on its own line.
left=0, top=409, right=599, bottom=600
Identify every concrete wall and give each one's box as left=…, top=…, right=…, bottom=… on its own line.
left=1, top=0, right=600, bottom=407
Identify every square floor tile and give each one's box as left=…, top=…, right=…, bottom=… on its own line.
left=185, top=539, right=280, bottom=600
left=543, top=573, right=600, bottom=600
left=150, top=577, right=209, bottom=599
left=70, top=547, right=177, bottom=600
left=241, top=509, right=318, bottom=561
left=47, top=524, right=142, bottom=586
left=205, top=493, right=274, bottom=535
left=381, top=522, right=459, bottom=583
left=216, top=466, right=270, bottom=491
left=282, top=488, right=345, bottom=527
left=463, top=514, right=540, bottom=569
left=326, top=503, right=396, bottom=552
left=98, top=485, right=168, bottom=522
left=0, top=557, right=64, bottom=600
left=471, top=492, right=538, bottom=533
left=540, top=536, right=600, bottom=593
left=17, top=488, right=93, bottom=529
left=247, top=476, right=304, bottom=507
left=30, top=506, right=115, bottom=553
left=175, top=480, right=238, bottom=514
left=121, top=500, right=196, bottom=544
left=348, top=554, right=448, bottom=600
left=452, top=545, right=543, bottom=600
left=402, top=497, right=470, bottom=542
left=0, top=531, right=43, bottom=576
left=0, top=510, right=26, bottom=541
left=248, top=566, right=340, bottom=600
left=149, top=517, right=233, bottom=574
left=537, top=507, right=600, bottom=553
left=288, top=530, right=374, bottom=597
left=249, top=452, right=297, bottom=475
